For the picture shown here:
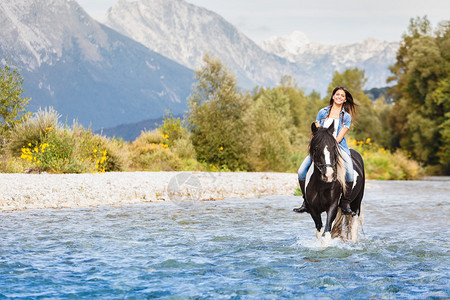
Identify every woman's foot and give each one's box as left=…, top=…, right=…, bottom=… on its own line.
left=293, top=201, right=309, bottom=213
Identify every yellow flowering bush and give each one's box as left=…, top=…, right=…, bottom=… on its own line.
left=19, top=127, right=79, bottom=173
left=15, top=121, right=122, bottom=173
left=128, top=130, right=182, bottom=171
left=347, top=138, right=424, bottom=180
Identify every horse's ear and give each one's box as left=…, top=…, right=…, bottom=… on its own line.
left=327, top=121, right=335, bottom=134
left=311, top=122, right=318, bottom=134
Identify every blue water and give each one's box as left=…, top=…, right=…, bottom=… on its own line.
left=1, top=180, right=449, bottom=299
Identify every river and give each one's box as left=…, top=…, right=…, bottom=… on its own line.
left=1, top=180, right=449, bottom=298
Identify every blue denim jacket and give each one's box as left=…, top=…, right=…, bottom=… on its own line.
left=315, top=106, right=351, bottom=155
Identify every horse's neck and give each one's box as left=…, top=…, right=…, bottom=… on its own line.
left=307, top=168, right=328, bottom=192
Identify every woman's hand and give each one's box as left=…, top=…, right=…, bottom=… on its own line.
left=336, top=126, right=349, bottom=143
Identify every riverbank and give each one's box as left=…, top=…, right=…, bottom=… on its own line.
left=0, top=172, right=298, bottom=211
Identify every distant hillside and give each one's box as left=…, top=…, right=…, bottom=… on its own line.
left=364, top=87, right=394, bottom=104
left=96, top=116, right=168, bottom=141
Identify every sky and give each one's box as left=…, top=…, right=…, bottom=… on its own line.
left=77, top=0, right=450, bottom=44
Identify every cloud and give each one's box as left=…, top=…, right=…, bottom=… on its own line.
left=235, top=15, right=271, bottom=33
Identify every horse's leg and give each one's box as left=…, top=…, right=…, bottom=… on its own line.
left=321, top=202, right=339, bottom=247
left=309, top=211, right=323, bottom=239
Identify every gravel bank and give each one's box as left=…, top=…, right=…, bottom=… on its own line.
left=0, top=172, right=298, bottom=211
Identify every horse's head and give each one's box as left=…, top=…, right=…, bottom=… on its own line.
left=310, top=122, right=340, bottom=183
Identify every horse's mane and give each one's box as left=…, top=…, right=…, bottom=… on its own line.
left=309, top=127, right=346, bottom=192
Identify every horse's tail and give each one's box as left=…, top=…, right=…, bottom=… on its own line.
left=331, top=207, right=365, bottom=241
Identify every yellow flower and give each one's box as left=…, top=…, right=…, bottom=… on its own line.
left=28, top=143, right=32, bottom=146
left=93, top=149, right=98, bottom=153
left=219, top=147, right=223, bottom=151
left=365, top=138, right=371, bottom=144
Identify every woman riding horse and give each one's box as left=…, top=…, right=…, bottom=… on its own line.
left=294, top=86, right=356, bottom=216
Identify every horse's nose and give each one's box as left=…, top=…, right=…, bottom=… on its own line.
left=325, top=167, right=334, bottom=182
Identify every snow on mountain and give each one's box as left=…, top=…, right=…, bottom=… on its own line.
left=103, top=0, right=291, bottom=88
left=0, top=0, right=194, bottom=129
left=260, top=31, right=311, bottom=59
left=261, top=31, right=399, bottom=90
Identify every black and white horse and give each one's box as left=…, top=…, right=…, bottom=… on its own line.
left=305, top=122, right=365, bottom=245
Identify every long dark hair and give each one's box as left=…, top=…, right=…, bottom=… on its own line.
left=329, top=86, right=356, bottom=117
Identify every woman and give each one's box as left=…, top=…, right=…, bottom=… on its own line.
left=294, top=86, right=356, bottom=215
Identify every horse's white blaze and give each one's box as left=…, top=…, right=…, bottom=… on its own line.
left=323, top=145, right=333, bottom=182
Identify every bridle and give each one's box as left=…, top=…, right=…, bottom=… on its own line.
left=312, top=148, right=337, bottom=180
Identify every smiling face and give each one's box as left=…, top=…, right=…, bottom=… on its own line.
left=332, top=89, right=346, bottom=105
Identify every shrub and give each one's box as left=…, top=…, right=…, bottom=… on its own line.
left=19, top=127, right=80, bottom=173
left=128, top=129, right=181, bottom=171
left=72, top=125, right=124, bottom=172
left=7, top=107, right=60, bottom=156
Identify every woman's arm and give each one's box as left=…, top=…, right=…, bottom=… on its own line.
left=336, top=126, right=349, bottom=143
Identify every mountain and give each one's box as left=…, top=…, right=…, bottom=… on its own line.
left=0, top=0, right=194, bottom=129
left=102, top=0, right=292, bottom=89
left=260, top=31, right=399, bottom=91
left=104, top=0, right=398, bottom=94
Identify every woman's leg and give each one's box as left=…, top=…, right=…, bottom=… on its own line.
left=294, top=155, right=311, bottom=213
left=339, top=148, right=356, bottom=215
left=298, top=155, right=311, bottom=180
left=340, top=149, right=354, bottom=182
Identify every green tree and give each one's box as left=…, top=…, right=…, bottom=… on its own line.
left=0, top=61, right=31, bottom=140
left=278, top=76, right=315, bottom=140
left=158, top=111, right=188, bottom=147
left=187, top=54, right=255, bottom=171
left=253, top=87, right=292, bottom=171
left=388, top=17, right=449, bottom=172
